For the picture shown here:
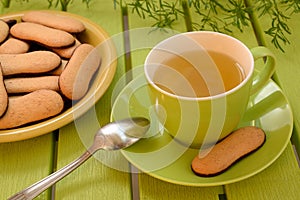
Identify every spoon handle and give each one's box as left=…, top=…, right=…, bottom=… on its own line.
left=8, top=150, right=93, bottom=200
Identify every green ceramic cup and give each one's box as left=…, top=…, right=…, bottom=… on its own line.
left=144, top=31, right=275, bottom=148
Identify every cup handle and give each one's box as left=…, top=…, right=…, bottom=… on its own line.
left=250, top=46, right=276, bottom=94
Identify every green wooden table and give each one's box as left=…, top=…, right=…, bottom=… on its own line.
left=1, top=1, right=299, bottom=199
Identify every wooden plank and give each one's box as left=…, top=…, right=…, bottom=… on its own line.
left=225, top=3, right=300, bottom=200
left=139, top=173, right=224, bottom=200
left=54, top=119, right=132, bottom=199
left=259, top=14, right=300, bottom=155
left=54, top=1, right=132, bottom=199
left=242, top=0, right=300, bottom=155
left=124, top=3, right=227, bottom=199
left=0, top=134, right=54, bottom=199
left=225, top=143, right=300, bottom=200
left=0, top=1, right=55, bottom=199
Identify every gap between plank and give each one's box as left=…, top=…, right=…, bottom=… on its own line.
left=130, top=164, right=141, bottom=200
left=292, top=145, right=300, bottom=168
left=121, top=5, right=140, bottom=200
left=50, top=129, right=59, bottom=200
left=122, top=6, right=133, bottom=84
left=218, top=193, right=228, bottom=200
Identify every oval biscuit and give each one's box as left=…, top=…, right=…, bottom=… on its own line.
left=48, top=60, right=68, bottom=76
left=0, top=20, right=9, bottom=43
left=0, top=51, right=61, bottom=76
left=0, top=64, right=8, bottom=117
left=4, top=76, right=59, bottom=94
left=10, top=22, right=75, bottom=48
left=22, top=11, right=85, bottom=33
left=51, top=39, right=81, bottom=59
left=0, top=38, right=30, bottom=54
left=59, top=44, right=101, bottom=100
left=0, top=89, right=64, bottom=129
left=191, top=126, right=266, bottom=177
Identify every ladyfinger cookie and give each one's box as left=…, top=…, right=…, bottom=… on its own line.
left=59, top=44, right=101, bottom=100
left=0, top=89, right=64, bottom=129
left=4, top=76, right=59, bottom=94
left=52, top=39, right=81, bottom=59
left=0, top=64, right=8, bottom=117
left=191, top=126, right=266, bottom=177
left=0, top=20, right=9, bottom=43
left=22, top=11, right=85, bottom=33
left=0, top=38, right=30, bottom=54
left=0, top=51, right=61, bottom=76
left=10, top=22, right=75, bottom=48
left=48, top=60, right=68, bottom=76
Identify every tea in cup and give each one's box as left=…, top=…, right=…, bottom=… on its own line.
left=144, top=31, right=275, bottom=148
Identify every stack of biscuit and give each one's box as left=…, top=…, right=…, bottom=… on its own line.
left=0, top=11, right=102, bottom=129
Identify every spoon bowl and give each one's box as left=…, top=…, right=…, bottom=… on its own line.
left=9, top=117, right=150, bottom=200
left=99, top=117, right=150, bottom=150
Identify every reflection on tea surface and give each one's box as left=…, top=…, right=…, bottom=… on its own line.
left=153, top=50, right=245, bottom=97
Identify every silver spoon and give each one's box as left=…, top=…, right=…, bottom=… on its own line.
left=9, top=117, right=150, bottom=200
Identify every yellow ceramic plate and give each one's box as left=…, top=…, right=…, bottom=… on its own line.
left=0, top=11, right=117, bottom=142
left=111, top=73, right=293, bottom=186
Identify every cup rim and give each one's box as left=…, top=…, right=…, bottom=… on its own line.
left=144, top=31, right=254, bottom=101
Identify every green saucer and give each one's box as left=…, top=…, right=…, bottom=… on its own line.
left=111, top=74, right=293, bottom=186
